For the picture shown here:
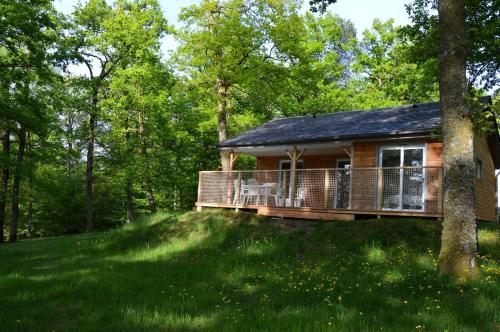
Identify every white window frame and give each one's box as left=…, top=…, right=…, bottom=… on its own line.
left=377, top=144, right=427, bottom=212
left=334, top=158, right=351, bottom=209
left=475, top=157, right=483, bottom=180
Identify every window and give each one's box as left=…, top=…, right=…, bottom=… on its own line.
left=476, top=158, right=483, bottom=179
left=378, top=145, right=426, bottom=211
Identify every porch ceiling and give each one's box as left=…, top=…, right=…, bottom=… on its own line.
left=220, top=141, right=352, bottom=157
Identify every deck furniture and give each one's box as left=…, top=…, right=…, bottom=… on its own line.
left=197, top=167, right=444, bottom=220
left=245, top=179, right=260, bottom=205
left=259, top=183, right=276, bottom=206
left=294, top=187, right=307, bottom=207
left=233, top=179, right=247, bottom=204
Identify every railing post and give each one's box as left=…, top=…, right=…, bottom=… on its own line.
left=323, top=169, right=330, bottom=209
left=226, top=171, right=233, bottom=204
left=236, top=171, right=242, bottom=205
left=348, top=168, right=353, bottom=209
left=280, top=171, right=287, bottom=207
left=377, top=168, right=383, bottom=210
left=197, top=171, right=203, bottom=203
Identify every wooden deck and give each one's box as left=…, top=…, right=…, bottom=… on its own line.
left=196, top=167, right=444, bottom=220
left=195, top=202, right=443, bottom=221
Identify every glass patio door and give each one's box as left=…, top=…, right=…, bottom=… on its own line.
left=379, top=146, right=425, bottom=211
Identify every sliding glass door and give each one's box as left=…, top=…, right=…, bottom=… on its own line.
left=379, top=145, right=425, bottom=211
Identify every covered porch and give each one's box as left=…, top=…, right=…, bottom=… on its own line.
left=196, top=143, right=444, bottom=220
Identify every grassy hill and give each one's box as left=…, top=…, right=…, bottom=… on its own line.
left=0, top=211, right=498, bottom=331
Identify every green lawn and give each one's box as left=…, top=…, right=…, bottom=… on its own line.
left=0, top=211, right=498, bottom=331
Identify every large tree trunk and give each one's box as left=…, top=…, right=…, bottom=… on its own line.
left=86, top=111, right=95, bottom=232
left=0, top=129, right=11, bottom=244
left=217, top=78, right=230, bottom=171
left=138, top=111, right=156, bottom=214
left=437, top=0, right=480, bottom=280
left=9, top=126, right=26, bottom=243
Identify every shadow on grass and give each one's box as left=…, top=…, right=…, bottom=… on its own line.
left=0, top=211, right=498, bottom=331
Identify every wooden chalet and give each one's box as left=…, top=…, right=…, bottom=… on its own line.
left=196, top=97, right=499, bottom=221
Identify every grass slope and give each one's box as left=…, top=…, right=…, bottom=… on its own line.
left=0, top=211, right=498, bottom=331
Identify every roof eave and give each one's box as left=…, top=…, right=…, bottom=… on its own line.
left=218, top=129, right=438, bottom=149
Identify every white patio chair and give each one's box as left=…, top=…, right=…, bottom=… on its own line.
left=233, top=179, right=247, bottom=204
left=284, top=187, right=307, bottom=207
left=294, top=187, right=307, bottom=207
left=269, top=186, right=282, bottom=206
left=245, top=179, right=260, bottom=205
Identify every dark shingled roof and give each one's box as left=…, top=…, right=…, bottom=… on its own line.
left=219, top=102, right=443, bottom=148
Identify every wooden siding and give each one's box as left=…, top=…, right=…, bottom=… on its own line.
left=474, top=134, right=497, bottom=221
left=256, top=154, right=349, bottom=210
left=427, top=141, right=443, bottom=167
left=252, top=136, right=496, bottom=221
left=425, top=141, right=443, bottom=213
left=256, top=156, right=280, bottom=170
left=256, top=154, right=346, bottom=171
left=351, top=143, right=377, bottom=209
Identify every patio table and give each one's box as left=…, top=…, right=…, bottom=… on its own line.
left=259, top=183, right=276, bottom=206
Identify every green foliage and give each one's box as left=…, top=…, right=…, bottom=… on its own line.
left=0, top=211, right=498, bottom=330
left=404, top=0, right=499, bottom=90
left=349, top=19, right=438, bottom=108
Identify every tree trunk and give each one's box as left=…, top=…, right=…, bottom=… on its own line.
left=86, top=111, right=95, bottom=232
left=125, top=122, right=134, bottom=222
left=217, top=78, right=230, bottom=171
left=27, top=171, right=34, bottom=238
left=437, top=0, right=480, bottom=280
left=27, top=132, right=33, bottom=238
left=138, top=111, right=156, bottom=214
left=126, top=180, right=134, bottom=222
left=66, top=111, right=75, bottom=178
left=9, top=126, right=26, bottom=243
left=0, top=129, right=11, bottom=244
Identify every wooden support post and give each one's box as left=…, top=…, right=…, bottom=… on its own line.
left=285, top=147, right=305, bottom=208
left=323, top=169, right=330, bottom=209
left=229, top=151, right=238, bottom=171
left=286, top=146, right=307, bottom=207
left=289, top=149, right=297, bottom=207
left=437, top=167, right=443, bottom=214
left=226, top=150, right=239, bottom=204
left=377, top=168, right=383, bottom=210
